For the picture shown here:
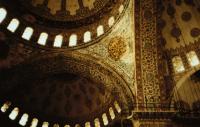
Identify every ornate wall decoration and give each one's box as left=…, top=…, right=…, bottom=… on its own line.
left=78, top=0, right=135, bottom=87
left=171, top=26, right=182, bottom=42
left=161, top=0, right=200, bottom=50
left=191, top=27, right=200, bottom=37
left=181, top=11, right=192, bottom=22
left=135, top=0, right=164, bottom=106
left=108, top=36, right=127, bottom=61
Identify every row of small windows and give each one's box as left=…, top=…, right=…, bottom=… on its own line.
left=1, top=101, right=121, bottom=127
left=0, top=8, right=118, bottom=48
left=172, top=51, right=200, bottom=74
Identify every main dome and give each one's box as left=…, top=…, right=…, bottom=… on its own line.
left=0, top=0, right=129, bottom=49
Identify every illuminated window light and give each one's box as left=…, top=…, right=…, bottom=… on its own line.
left=19, top=113, right=29, bottom=126
left=102, top=113, right=108, bottom=126
left=22, top=27, right=34, bottom=40
left=172, top=56, right=185, bottom=73
left=97, top=25, right=104, bottom=37
left=108, top=16, right=115, bottom=27
left=53, top=35, right=63, bottom=47
left=94, top=118, right=101, bottom=127
left=85, top=122, right=91, bottom=127
left=30, top=118, right=38, bottom=127
left=75, top=124, right=81, bottom=127
left=0, top=8, right=7, bottom=23
left=7, top=18, right=20, bottom=33
left=38, top=32, right=48, bottom=45
left=186, top=51, right=200, bottom=67
left=114, top=101, right=121, bottom=113
left=119, top=5, right=124, bottom=13
left=64, top=125, right=70, bottom=127
left=69, top=34, right=77, bottom=47
left=84, top=31, right=91, bottom=43
left=42, top=122, right=49, bottom=127
left=1, top=101, right=11, bottom=113
left=109, top=107, right=115, bottom=120
left=9, top=107, right=19, bottom=120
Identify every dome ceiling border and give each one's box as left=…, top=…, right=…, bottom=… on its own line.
left=17, top=0, right=117, bottom=27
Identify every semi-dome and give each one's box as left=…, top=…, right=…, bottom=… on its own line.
left=0, top=53, right=134, bottom=127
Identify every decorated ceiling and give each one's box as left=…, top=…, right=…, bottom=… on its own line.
left=27, top=0, right=110, bottom=21
left=0, top=0, right=129, bottom=49
left=161, top=0, right=200, bottom=50
left=0, top=53, right=134, bottom=126
left=0, top=0, right=200, bottom=126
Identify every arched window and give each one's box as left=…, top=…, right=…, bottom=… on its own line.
left=97, top=25, right=104, bottom=37
left=0, top=8, right=7, bottom=23
left=7, top=18, right=20, bottom=33
left=94, top=118, right=101, bottom=127
left=114, top=101, right=121, bottom=113
left=108, top=17, right=115, bottom=27
left=119, top=5, right=124, bottom=13
left=64, top=125, right=70, bottom=127
left=84, top=31, right=91, bottom=43
left=22, top=27, right=34, bottom=40
left=42, top=122, right=49, bottom=127
left=38, top=32, right=48, bottom=45
left=186, top=51, right=200, bottom=67
left=69, top=34, right=77, bottom=47
left=53, top=35, right=63, bottom=47
left=109, top=107, right=115, bottom=120
left=30, top=118, right=38, bottom=127
left=102, top=113, right=108, bottom=126
left=9, top=107, right=19, bottom=120
left=85, top=122, right=91, bottom=127
left=19, top=113, right=29, bottom=126
left=172, top=56, right=185, bottom=73
left=1, top=101, right=11, bottom=113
